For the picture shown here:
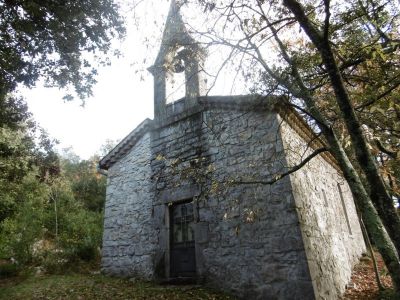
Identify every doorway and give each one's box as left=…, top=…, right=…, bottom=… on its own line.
left=170, top=201, right=196, bottom=278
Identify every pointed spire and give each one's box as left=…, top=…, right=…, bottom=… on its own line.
left=162, top=0, right=193, bottom=47
left=169, top=0, right=181, bottom=17
left=148, top=0, right=207, bottom=119
left=149, top=0, right=187, bottom=73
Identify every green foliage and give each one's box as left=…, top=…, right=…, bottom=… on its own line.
left=0, top=262, right=19, bottom=279
left=0, top=262, right=18, bottom=278
left=61, top=155, right=106, bottom=212
left=0, top=95, right=60, bottom=223
left=0, top=0, right=121, bottom=273
left=0, top=127, right=59, bottom=223
left=0, top=173, right=49, bottom=264
left=0, top=97, right=105, bottom=272
left=0, top=125, right=33, bottom=185
left=0, top=95, right=32, bottom=129
left=59, top=209, right=103, bottom=262
left=0, top=0, right=125, bottom=100
left=0, top=141, right=106, bottom=271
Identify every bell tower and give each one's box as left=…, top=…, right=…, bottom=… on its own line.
left=148, top=0, right=206, bottom=119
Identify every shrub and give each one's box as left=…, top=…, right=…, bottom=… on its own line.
left=0, top=175, right=48, bottom=264
left=0, top=262, right=19, bottom=278
left=59, top=209, right=103, bottom=262
left=40, top=250, right=68, bottom=274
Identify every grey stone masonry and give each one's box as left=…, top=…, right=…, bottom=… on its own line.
left=100, top=95, right=365, bottom=299
left=279, top=118, right=365, bottom=299
left=148, top=0, right=206, bottom=119
left=102, top=132, right=157, bottom=279
left=197, top=109, right=315, bottom=299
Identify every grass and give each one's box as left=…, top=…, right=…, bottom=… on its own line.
left=0, top=273, right=236, bottom=300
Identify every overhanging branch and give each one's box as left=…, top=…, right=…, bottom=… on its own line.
left=232, top=147, right=327, bottom=185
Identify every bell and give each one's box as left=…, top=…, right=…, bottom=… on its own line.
left=172, top=57, right=185, bottom=73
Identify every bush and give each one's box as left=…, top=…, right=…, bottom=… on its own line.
left=59, top=209, right=103, bottom=262
left=40, top=250, right=68, bottom=274
left=0, top=159, right=105, bottom=273
left=0, top=262, right=19, bottom=278
left=0, top=175, right=48, bottom=265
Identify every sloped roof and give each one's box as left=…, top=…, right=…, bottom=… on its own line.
left=99, top=118, right=153, bottom=170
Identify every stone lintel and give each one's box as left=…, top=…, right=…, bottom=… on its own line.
left=159, top=184, right=201, bottom=204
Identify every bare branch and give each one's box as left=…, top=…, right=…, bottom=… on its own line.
left=258, top=10, right=330, bottom=130
left=232, top=147, right=327, bottom=185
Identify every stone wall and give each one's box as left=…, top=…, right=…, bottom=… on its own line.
left=197, top=109, right=314, bottom=299
left=279, top=117, right=366, bottom=299
left=144, top=106, right=316, bottom=299
left=102, top=132, right=157, bottom=279
left=101, top=98, right=365, bottom=299
left=149, top=111, right=205, bottom=279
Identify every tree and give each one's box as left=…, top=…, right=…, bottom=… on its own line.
left=0, top=0, right=124, bottom=264
left=0, top=141, right=106, bottom=268
left=0, top=172, right=50, bottom=264
left=60, top=154, right=106, bottom=212
left=157, top=0, right=400, bottom=291
left=0, top=0, right=124, bottom=221
left=0, top=95, right=60, bottom=223
left=281, top=0, right=400, bottom=253
left=0, top=0, right=125, bottom=100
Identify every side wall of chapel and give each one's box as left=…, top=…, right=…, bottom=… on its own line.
left=279, top=117, right=366, bottom=299
left=102, top=132, right=157, bottom=278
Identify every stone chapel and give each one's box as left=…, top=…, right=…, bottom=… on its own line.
left=99, top=1, right=366, bottom=299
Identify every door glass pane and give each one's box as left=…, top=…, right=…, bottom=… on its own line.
left=188, top=222, right=194, bottom=241
left=172, top=202, right=194, bottom=244
left=185, top=203, right=193, bottom=216
left=173, top=205, right=182, bottom=220
left=173, top=223, right=183, bottom=243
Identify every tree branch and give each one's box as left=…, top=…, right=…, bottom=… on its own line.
left=375, top=140, right=398, bottom=159
left=355, top=74, right=400, bottom=111
left=232, top=147, right=327, bottom=185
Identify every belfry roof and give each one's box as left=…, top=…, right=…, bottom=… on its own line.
left=149, top=0, right=196, bottom=72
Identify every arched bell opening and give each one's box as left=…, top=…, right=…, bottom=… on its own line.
left=166, top=47, right=187, bottom=103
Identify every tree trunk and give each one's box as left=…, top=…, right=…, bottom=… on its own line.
left=283, top=0, right=400, bottom=267
left=323, top=127, right=400, bottom=291
left=319, top=45, right=400, bottom=255
left=359, top=216, right=384, bottom=291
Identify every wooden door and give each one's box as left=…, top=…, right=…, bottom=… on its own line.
left=170, top=202, right=196, bottom=278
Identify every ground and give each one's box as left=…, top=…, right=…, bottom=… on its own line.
left=343, top=251, right=397, bottom=300
left=0, top=251, right=398, bottom=300
left=0, top=273, right=235, bottom=300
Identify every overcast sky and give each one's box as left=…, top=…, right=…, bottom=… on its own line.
left=20, top=1, right=172, bottom=159
left=20, top=0, right=247, bottom=159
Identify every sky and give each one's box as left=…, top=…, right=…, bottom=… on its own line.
left=20, top=1, right=171, bottom=159
left=20, top=0, right=248, bottom=159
